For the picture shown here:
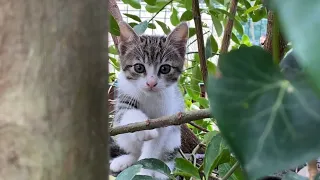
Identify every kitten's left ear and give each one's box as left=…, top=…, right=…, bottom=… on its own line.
left=166, top=22, right=189, bottom=57
left=167, top=22, right=189, bottom=44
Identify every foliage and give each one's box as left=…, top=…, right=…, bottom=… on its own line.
left=107, top=0, right=320, bottom=179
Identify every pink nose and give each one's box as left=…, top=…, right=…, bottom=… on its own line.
left=146, top=78, right=157, bottom=88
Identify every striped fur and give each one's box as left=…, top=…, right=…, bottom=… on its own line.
left=110, top=22, right=188, bottom=179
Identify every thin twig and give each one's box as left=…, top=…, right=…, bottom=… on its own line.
left=221, top=161, right=240, bottom=180
left=187, top=31, right=210, bottom=48
left=179, top=148, right=188, bottom=159
left=192, top=0, right=208, bottom=86
left=110, top=109, right=211, bottom=136
left=148, top=0, right=173, bottom=23
left=188, top=122, right=209, bottom=132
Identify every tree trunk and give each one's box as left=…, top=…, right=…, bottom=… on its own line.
left=0, top=0, right=109, bottom=180
left=263, top=11, right=287, bottom=60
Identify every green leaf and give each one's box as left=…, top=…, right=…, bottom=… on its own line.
left=282, top=172, right=308, bottom=180
left=241, top=34, right=251, bottom=46
left=145, top=1, right=169, bottom=13
left=207, top=46, right=320, bottom=179
left=204, top=133, right=230, bottom=179
left=210, top=14, right=223, bottom=37
left=203, top=131, right=219, bottom=144
left=174, top=158, right=201, bottom=179
left=129, top=22, right=139, bottom=28
left=109, top=15, right=120, bottom=36
left=134, top=21, right=148, bottom=35
left=207, top=60, right=217, bottom=75
left=170, top=8, right=180, bottom=26
left=218, top=161, right=244, bottom=180
left=243, top=4, right=263, bottom=15
left=233, top=19, right=244, bottom=35
left=116, top=164, right=143, bottom=180
left=109, top=56, right=120, bottom=71
left=132, top=175, right=154, bottom=180
left=125, top=0, right=141, bottom=9
left=185, top=0, right=192, bottom=10
left=148, top=23, right=157, bottom=29
left=156, top=20, right=171, bottom=34
left=205, top=36, right=213, bottom=60
left=135, top=158, right=172, bottom=178
left=108, top=45, right=118, bottom=55
left=251, top=8, right=267, bottom=22
left=188, top=27, right=196, bottom=38
left=271, top=0, right=320, bottom=94
left=210, top=35, right=218, bottom=53
left=180, top=10, right=193, bottom=21
left=123, top=13, right=142, bottom=22
left=231, top=33, right=240, bottom=45
left=144, top=0, right=157, bottom=5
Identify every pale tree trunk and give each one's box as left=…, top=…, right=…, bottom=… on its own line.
left=0, top=0, right=109, bottom=180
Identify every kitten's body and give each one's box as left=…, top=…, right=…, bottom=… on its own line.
left=110, top=22, right=189, bottom=179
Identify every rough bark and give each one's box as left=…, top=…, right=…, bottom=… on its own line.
left=263, top=11, right=287, bottom=60
left=0, top=0, right=109, bottom=179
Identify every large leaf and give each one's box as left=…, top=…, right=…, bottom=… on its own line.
left=116, top=164, right=143, bottom=180
left=109, top=15, right=120, bottom=36
left=133, top=21, right=148, bottom=35
left=173, top=158, right=201, bottom=179
left=170, top=8, right=180, bottom=26
left=204, top=133, right=231, bottom=179
left=145, top=1, right=170, bottom=13
left=155, top=20, right=171, bottom=34
left=123, top=13, right=142, bottom=22
left=207, top=46, right=320, bottom=179
left=271, top=0, right=320, bottom=94
left=184, top=0, right=192, bottom=10
left=180, top=10, right=193, bottom=21
left=123, top=0, right=141, bottom=9
left=144, top=0, right=157, bottom=5
left=135, top=158, right=172, bottom=178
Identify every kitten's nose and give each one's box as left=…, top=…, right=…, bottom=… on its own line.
left=146, top=78, right=158, bottom=88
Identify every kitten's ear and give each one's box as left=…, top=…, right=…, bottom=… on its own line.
left=167, top=22, right=189, bottom=43
left=117, top=21, right=139, bottom=55
left=118, top=21, right=139, bottom=42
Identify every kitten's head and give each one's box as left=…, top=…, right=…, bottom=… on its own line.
left=117, top=21, right=188, bottom=94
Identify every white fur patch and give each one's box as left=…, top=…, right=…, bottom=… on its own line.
left=110, top=154, right=138, bottom=172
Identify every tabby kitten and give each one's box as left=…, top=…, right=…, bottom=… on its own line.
left=110, top=21, right=188, bottom=179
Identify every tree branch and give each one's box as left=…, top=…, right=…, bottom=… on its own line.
left=108, top=0, right=123, bottom=51
left=110, top=109, right=211, bottom=136
left=188, top=122, right=209, bottom=132
left=192, top=0, right=208, bottom=86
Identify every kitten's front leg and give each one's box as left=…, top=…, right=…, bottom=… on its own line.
left=110, top=109, right=158, bottom=173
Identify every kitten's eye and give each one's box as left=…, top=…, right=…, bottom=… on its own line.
left=159, top=64, right=171, bottom=74
left=133, top=63, right=145, bottom=73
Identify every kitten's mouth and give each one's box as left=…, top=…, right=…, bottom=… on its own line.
left=145, top=87, right=159, bottom=92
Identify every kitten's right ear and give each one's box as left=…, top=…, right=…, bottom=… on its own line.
left=118, top=21, right=139, bottom=43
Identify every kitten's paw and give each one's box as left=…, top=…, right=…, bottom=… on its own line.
left=110, top=154, right=137, bottom=172
left=136, top=129, right=159, bottom=141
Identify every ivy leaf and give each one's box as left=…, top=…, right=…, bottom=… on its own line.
left=132, top=175, right=154, bottom=180
left=170, top=8, right=180, bottom=26
left=133, top=21, right=148, bottom=35
left=123, top=0, right=141, bottom=9
left=109, top=15, right=120, bottom=36
left=144, top=0, right=157, bottom=5
left=188, top=27, right=196, bottom=38
left=233, top=18, right=244, bottom=35
left=210, top=13, right=223, bottom=36
left=204, top=133, right=231, bottom=179
left=282, top=172, right=308, bottom=180
left=116, top=164, right=143, bottom=180
left=173, top=158, right=201, bottom=179
left=148, top=23, right=157, bottom=29
left=155, top=20, right=171, bottom=34
left=207, top=46, right=320, bottom=179
left=271, top=0, right=320, bottom=94
left=135, top=158, right=173, bottom=178
left=123, top=13, right=142, bottom=22
left=180, top=10, right=193, bottom=21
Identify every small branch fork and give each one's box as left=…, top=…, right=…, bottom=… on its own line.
left=110, top=109, right=211, bottom=136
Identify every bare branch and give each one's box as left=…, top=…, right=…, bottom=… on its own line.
left=110, top=109, right=211, bottom=136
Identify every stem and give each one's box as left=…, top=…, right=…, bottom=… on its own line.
left=272, top=13, right=280, bottom=64
left=221, top=161, right=240, bottom=180
left=188, top=122, right=209, bottom=132
left=110, top=109, right=211, bottom=136
left=192, top=0, right=208, bottom=86
left=148, top=0, right=173, bottom=23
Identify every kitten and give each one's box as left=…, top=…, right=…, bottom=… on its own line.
left=109, top=21, right=189, bottom=179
